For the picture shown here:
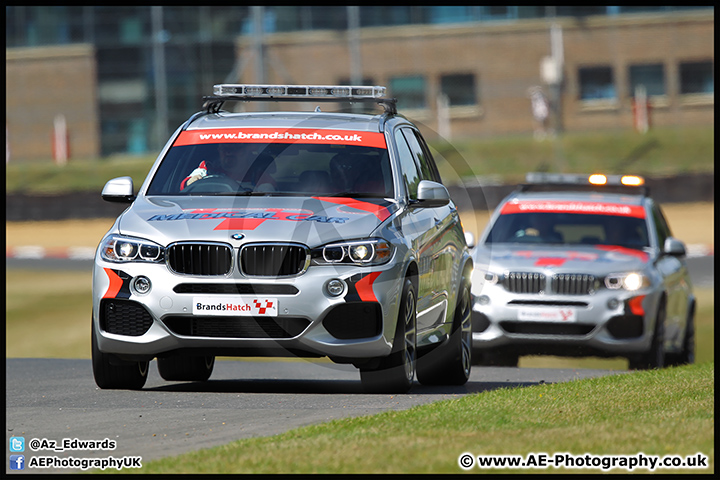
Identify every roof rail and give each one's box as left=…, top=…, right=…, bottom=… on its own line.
left=202, top=84, right=397, bottom=115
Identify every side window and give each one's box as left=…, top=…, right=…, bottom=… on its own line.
left=394, top=130, right=420, bottom=199
left=401, top=128, right=441, bottom=183
left=651, top=204, right=672, bottom=247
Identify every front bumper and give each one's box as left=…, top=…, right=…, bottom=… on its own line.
left=92, top=257, right=405, bottom=361
left=471, top=284, right=661, bottom=357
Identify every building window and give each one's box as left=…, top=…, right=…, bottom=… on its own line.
left=629, top=64, right=665, bottom=97
left=578, top=66, right=616, bottom=100
left=338, top=77, right=374, bottom=86
left=679, top=61, right=714, bottom=95
left=389, top=75, right=427, bottom=109
left=440, top=73, right=476, bottom=106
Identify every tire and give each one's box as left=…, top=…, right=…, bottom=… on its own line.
left=92, top=320, right=148, bottom=390
left=417, top=280, right=472, bottom=385
left=157, top=355, right=215, bottom=382
left=628, top=300, right=666, bottom=370
left=360, top=278, right=416, bottom=393
left=668, top=302, right=695, bottom=366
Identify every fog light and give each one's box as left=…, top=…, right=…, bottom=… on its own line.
left=326, top=279, right=344, bottom=297
left=133, top=276, right=151, bottom=295
left=607, top=298, right=620, bottom=310
left=477, top=295, right=490, bottom=306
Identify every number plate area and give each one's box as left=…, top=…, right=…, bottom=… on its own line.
left=193, top=296, right=278, bottom=317
left=518, top=307, right=576, bottom=322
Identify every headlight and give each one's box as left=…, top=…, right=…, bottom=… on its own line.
left=100, top=234, right=164, bottom=263
left=484, top=271, right=500, bottom=285
left=604, top=272, right=649, bottom=291
left=312, top=238, right=394, bottom=266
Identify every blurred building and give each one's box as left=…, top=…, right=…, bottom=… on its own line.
left=5, top=6, right=714, bottom=161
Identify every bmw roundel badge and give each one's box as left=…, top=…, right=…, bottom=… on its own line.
left=232, top=233, right=245, bottom=240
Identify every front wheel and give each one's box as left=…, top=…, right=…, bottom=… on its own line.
left=417, top=281, right=472, bottom=385
left=667, top=302, right=695, bottom=366
left=629, top=300, right=666, bottom=370
left=91, top=319, right=148, bottom=390
left=360, top=278, right=416, bottom=393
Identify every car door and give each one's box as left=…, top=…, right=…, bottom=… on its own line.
left=650, top=202, right=691, bottom=347
left=399, top=127, right=457, bottom=332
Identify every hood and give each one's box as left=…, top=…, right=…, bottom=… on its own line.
left=116, top=195, right=398, bottom=248
left=473, top=243, right=650, bottom=275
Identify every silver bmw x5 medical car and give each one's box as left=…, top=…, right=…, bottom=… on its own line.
left=470, top=173, right=695, bottom=370
left=92, top=84, right=473, bottom=392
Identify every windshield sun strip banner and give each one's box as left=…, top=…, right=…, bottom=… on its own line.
left=174, top=128, right=387, bottom=148
left=501, top=201, right=645, bottom=218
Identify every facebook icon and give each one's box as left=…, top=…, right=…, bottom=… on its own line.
left=10, top=454, right=25, bottom=470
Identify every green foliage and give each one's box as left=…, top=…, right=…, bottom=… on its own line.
left=430, top=126, right=714, bottom=184
left=113, top=362, right=714, bottom=474
left=5, top=155, right=155, bottom=195
left=5, top=127, right=714, bottom=195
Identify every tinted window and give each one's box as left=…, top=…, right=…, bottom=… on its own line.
left=393, top=130, right=421, bottom=199
left=147, top=142, right=393, bottom=197
left=578, top=66, right=616, bottom=100
left=679, top=60, right=714, bottom=94
left=629, top=63, right=666, bottom=97
left=401, top=128, right=441, bottom=183
left=486, top=212, right=649, bottom=249
left=651, top=204, right=672, bottom=247
left=440, top=73, right=476, bottom=106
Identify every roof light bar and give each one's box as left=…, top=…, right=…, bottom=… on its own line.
left=524, top=172, right=645, bottom=188
left=212, top=84, right=387, bottom=99
left=588, top=174, right=608, bottom=185
left=620, top=175, right=644, bottom=186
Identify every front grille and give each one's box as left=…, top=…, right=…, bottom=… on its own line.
left=173, top=283, right=299, bottom=295
left=240, top=243, right=308, bottom=277
left=163, top=316, right=310, bottom=339
left=552, top=274, right=598, bottom=295
left=500, top=321, right=595, bottom=336
left=503, top=272, right=545, bottom=294
left=167, top=243, right=232, bottom=276
left=508, top=300, right=589, bottom=307
left=100, top=299, right=154, bottom=336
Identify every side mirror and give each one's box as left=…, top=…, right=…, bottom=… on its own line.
left=415, top=180, right=450, bottom=208
left=465, top=232, right=476, bottom=249
left=663, top=237, right=686, bottom=257
left=102, top=176, right=135, bottom=203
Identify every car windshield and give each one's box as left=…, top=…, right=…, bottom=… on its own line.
left=485, top=212, right=650, bottom=250
left=147, top=142, right=393, bottom=197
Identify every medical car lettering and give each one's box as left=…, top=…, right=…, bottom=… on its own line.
left=313, top=197, right=393, bottom=222
left=501, top=201, right=645, bottom=218
left=596, top=245, right=649, bottom=262
left=510, top=250, right=599, bottom=261
left=174, top=128, right=387, bottom=149
left=494, top=248, right=645, bottom=264
left=534, top=257, right=567, bottom=267
left=148, top=210, right=348, bottom=224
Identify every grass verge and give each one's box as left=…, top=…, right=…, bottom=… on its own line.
left=104, top=362, right=713, bottom=474
left=5, top=126, right=713, bottom=195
